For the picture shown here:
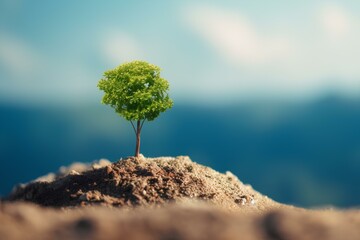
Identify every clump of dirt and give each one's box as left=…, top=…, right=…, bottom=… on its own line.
left=6, top=156, right=279, bottom=211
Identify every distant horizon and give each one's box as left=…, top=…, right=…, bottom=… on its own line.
left=0, top=89, right=359, bottom=108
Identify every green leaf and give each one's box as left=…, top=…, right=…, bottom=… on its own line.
left=98, top=60, right=173, bottom=121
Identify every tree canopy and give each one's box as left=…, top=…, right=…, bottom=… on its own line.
left=98, top=60, right=173, bottom=121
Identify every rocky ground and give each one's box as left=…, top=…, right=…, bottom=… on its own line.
left=1, top=156, right=359, bottom=240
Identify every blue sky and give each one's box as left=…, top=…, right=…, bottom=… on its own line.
left=0, top=0, right=359, bottom=105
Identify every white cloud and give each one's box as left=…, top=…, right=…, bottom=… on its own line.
left=183, top=5, right=293, bottom=66
left=0, top=32, right=97, bottom=104
left=0, top=33, right=42, bottom=78
left=181, top=3, right=360, bottom=99
left=319, top=3, right=352, bottom=39
left=101, top=31, right=144, bottom=66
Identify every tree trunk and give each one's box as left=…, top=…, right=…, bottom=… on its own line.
left=134, top=120, right=141, bottom=157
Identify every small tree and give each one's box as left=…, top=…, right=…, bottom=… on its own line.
left=98, top=60, right=173, bottom=158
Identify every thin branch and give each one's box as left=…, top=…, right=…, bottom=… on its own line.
left=130, top=121, right=137, bottom=134
left=140, top=119, right=146, bottom=131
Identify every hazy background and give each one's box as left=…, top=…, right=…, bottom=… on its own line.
left=1, top=0, right=359, bottom=207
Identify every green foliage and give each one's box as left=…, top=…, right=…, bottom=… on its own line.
left=98, top=60, right=173, bottom=121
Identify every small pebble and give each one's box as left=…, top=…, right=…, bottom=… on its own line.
left=79, top=194, right=88, bottom=201
left=69, top=170, right=80, bottom=175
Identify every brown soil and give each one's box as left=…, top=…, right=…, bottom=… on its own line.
left=6, top=155, right=279, bottom=212
left=2, top=156, right=360, bottom=240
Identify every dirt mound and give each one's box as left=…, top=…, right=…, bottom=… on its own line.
left=6, top=156, right=278, bottom=211
left=2, top=156, right=360, bottom=240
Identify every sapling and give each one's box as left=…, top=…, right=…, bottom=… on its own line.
left=98, top=60, right=173, bottom=157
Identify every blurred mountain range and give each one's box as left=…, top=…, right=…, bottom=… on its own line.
left=0, top=95, right=359, bottom=207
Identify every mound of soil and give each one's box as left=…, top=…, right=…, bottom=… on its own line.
left=6, top=156, right=278, bottom=212
left=2, top=155, right=360, bottom=240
